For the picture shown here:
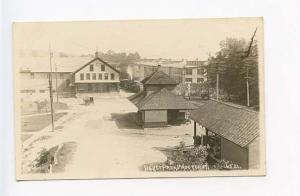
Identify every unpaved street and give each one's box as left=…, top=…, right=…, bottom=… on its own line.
left=20, top=91, right=201, bottom=179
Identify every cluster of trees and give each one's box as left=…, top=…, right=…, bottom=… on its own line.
left=207, top=37, right=259, bottom=108
left=82, top=50, right=141, bottom=64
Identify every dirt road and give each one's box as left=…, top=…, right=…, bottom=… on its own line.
left=20, top=91, right=199, bottom=179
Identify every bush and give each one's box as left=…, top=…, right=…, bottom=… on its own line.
left=143, top=142, right=209, bottom=172
left=210, top=159, right=242, bottom=170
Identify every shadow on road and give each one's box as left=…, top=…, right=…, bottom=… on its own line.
left=111, top=112, right=142, bottom=130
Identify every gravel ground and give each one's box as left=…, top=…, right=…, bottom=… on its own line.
left=18, top=91, right=206, bottom=179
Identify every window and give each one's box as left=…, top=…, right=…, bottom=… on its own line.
left=21, top=89, right=36, bottom=93
left=80, top=73, right=84, bottom=80
left=60, top=73, right=64, bottom=79
left=197, top=78, right=204, bottom=83
left=111, top=73, right=115, bottom=80
left=101, top=64, right=105, bottom=71
left=197, top=68, right=202, bottom=75
left=104, top=73, right=108, bottom=80
left=197, top=68, right=206, bottom=75
left=66, top=79, right=70, bottom=87
left=98, top=73, right=102, bottom=80
left=30, top=73, right=34, bottom=79
left=90, top=64, right=94, bottom=71
left=40, top=89, right=46, bottom=93
left=86, top=73, right=90, bottom=80
left=92, top=73, right=96, bottom=80
left=185, top=78, right=192, bottom=83
left=185, top=69, right=192, bottom=75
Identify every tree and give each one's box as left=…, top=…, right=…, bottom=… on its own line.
left=207, top=38, right=259, bottom=108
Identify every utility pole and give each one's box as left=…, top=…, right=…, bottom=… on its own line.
left=215, top=62, right=221, bottom=101
left=216, top=70, right=219, bottom=100
left=242, top=27, right=257, bottom=107
left=246, top=66, right=250, bottom=106
left=55, top=63, right=59, bottom=103
left=48, top=45, right=54, bottom=132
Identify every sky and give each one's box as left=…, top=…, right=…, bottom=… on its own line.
left=13, top=18, right=263, bottom=60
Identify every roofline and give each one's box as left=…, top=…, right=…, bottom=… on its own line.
left=208, top=98, right=259, bottom=114
left=142, top=70, right=179, bottom=85
left=20, top=71, right=72, bottom=73
left=197, top=126, right=259, bottom=148
left=139, top=108, right=196, bottom=111
left=72, top=57, right=120, bottom=75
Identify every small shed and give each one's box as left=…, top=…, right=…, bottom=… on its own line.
left=129, top=68, right=197, bottom=128
left=191, top=100, right=260, bottom=169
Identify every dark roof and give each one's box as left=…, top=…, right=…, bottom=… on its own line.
left=129, top=88, right=197, bottom=110
left=191, top=100, right=259, bottom=147
left=72, top=57, right=120, bottom=74
left=141, top=70, right=178, bottom=85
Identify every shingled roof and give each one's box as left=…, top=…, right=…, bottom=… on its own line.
left=191, top=100, right=260, bottom=147
left=129, top=88, right=197, bottom=110
left=141, top=70, right=178, bottom=85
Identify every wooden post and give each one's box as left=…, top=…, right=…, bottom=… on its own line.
left=194, top=121, right=197, bottom=138
left=205, top=129, right=209, bottom=146
left=216, top=72, right=219, bottom=100
left=48, top=45, right=54, bottom=132
left=246, top=66, right=250, bottom=107
left=55, top=64, right=59, bottom=103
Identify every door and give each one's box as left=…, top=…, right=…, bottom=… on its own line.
left=88, top=84, right=92, bottom=92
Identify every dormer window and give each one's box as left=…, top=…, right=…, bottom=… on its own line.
left=90, top=64, right=94, bottom=71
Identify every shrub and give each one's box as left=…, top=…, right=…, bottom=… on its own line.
left=35, top=148, right=52, bottom=168
left=211, top=159, right=242, bottom=170
left=143, top=142, right=209, bottom=172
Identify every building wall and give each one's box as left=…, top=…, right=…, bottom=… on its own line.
left=76, top=83, right=119, bottom=93
left=144, top=110, right=167, bottom=127
left=220, top=138, right=248, bottom=169
left=129, top=64, right=183, bottom=83
left=19, top=72, right=72, bottom=95
left=248, top=137, right=260, bottom=169
left=74, top=59, right=119, bottom=84
left=184, top=67, right=207, bottom=84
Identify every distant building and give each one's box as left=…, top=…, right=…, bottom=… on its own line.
left=128, top=60, right=208, bottom=85
left=183, top=60, right=207, bottom=84
left=127, top=63, right=183, bottom=83
left=129, top=67, right=197, bottom=128
left=18, top=52, right=120, bottom=98
left=71, top=52, right=120, bottom=95
left=191, top=100, right=260, bottom=169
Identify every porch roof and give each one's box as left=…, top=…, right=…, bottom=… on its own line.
left=191, top=100, right=260, bottom=147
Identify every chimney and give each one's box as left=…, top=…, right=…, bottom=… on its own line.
left=95, top=51, right=99, bottom=58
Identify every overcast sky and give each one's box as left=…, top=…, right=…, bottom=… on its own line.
left=14, top=18, right=262, bottom=60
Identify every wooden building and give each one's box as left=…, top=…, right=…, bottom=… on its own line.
left=71, top=52, right=120, bottom=96
left=191, top=100, right=260, bottom=169
left=129, top=68, right=197, bottom=128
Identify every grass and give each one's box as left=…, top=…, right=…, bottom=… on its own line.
left=21, top=112, right=67, bottom=132
left=52, top=142, right=77, bottom=173
left=31, top=142, right=77, bottom=173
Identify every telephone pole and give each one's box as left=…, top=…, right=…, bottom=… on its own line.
left=242, top=27, right=257, bottom=107
left=55, top=63, right=59, bottom=103
left=216, top=70, right=219, bottom=100
left=48, top=45, right=54, bottom=132
left=246, top=66, right=250, bottom=106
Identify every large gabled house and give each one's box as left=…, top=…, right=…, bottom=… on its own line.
left=129, top=67, right=197, bottom=128
left=70, top=52, right=120, bottom=96
left=18, top=52, right=121, bottom=98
